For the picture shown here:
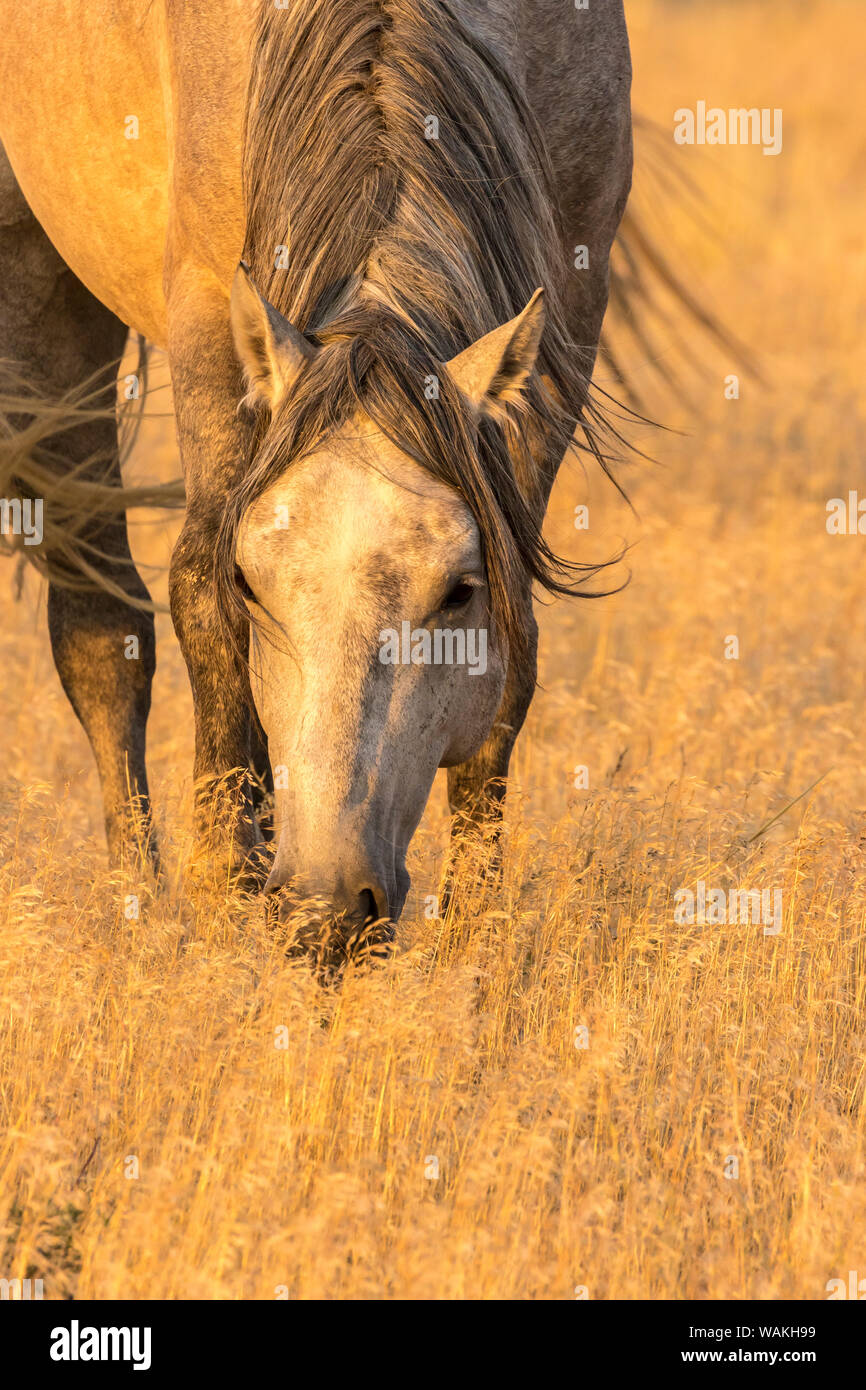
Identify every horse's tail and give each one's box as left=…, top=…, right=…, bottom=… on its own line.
left=600, top=116, right=762, bottom=408
left=0, top=339, right=185, bottom=611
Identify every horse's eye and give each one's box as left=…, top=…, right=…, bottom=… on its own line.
left=235, top=566, right=256, bottom=603
left=443, top=580, right=475, bottom=610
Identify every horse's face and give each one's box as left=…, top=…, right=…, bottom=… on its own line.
left=237, top=423, right=506, bottom=928
left=229, top=266, right=544, bottom=945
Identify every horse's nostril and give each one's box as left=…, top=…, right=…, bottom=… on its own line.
left=261, top=869, right=390, bottom=925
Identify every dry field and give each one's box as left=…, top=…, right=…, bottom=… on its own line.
left=1, top=0, right=864, bottom=1299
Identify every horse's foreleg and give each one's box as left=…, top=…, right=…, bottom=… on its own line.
left=167, top=299, right=265, bottom=888
left=443, top=610, right=538, bottom=913
left=168, top=512, right=264, bottom=884
left=47, top=498, right=158, bottom=874
left=41, top=381, right=158, bottom=873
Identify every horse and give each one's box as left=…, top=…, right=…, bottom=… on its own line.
left=0, top=0, right=633, bottom=954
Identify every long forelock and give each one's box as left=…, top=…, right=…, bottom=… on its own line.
left=242, top=0, right=577, bottom=380
left=217, top=308, right=540, bottom=665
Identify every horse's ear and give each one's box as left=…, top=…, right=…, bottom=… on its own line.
left=446, top=288, right=545, bottom=418
left=230, top=262, right=316, bottom=408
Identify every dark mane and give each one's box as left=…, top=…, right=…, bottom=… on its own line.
left=218, top=0, right=611, bottom=666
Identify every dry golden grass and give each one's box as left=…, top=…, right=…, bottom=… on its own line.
left=1, top=0, right=865, bottom=1299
